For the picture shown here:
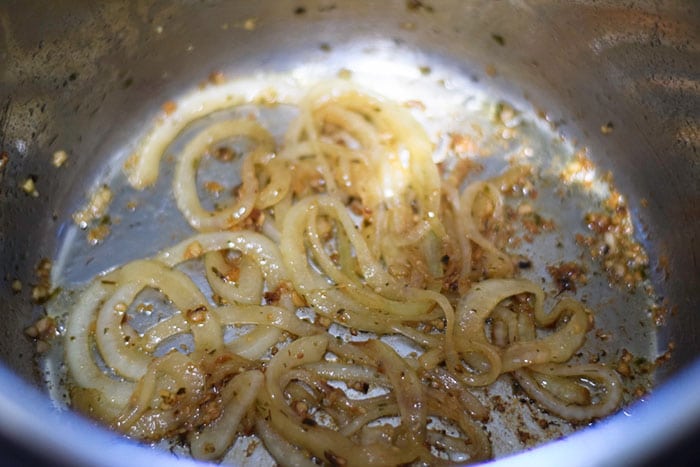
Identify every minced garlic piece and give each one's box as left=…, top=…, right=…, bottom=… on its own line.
left=52, top=150, right=68, bottom=167
left=208, top=71, right=225, bottom=85
left=25, top=316, right=57, bottom=353
left=87, top=224, right=111, bottom=245
left=73, top=185, right=113, bottom=228
left=162, top=100, right=177, bottom=115
left=21, top=177, right=39, bottom=197
left=184, top=241, right=204, bottom=260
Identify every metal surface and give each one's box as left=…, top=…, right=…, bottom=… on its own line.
left=0, top=0, right=698, bottom=465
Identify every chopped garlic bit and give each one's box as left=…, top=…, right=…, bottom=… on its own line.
left=52, top=150, right=68, bottom=167
left=31, top=258, right=54, bottom=303
left=291, top=290, right=308, bottom=307
left=208, top=71, right=225, bottom=85
left=184, top=241, right=204, bottom=260
left=337, top=68, right=353, bottom=80
left=123, top=154, right=138, bottom=171
left=577, top=187, right=649, bottom=288
left=162, top=100, right=177, bottom=116
left=186, top=305, right=208, bottom=323
left=11, top=279, right=22, bottom=293
left=204, top=181, right=224, bottom=196
left=450, top=133, right=477, bottom=154
left=25, top=316, right=56, bottom=339
left=561, top=151, right=596, bottom=186
left=243, top=18, right=257, bottom=31
left=25, top=316, right=58, bottom=353
left=73, top=185, right=113, bottom=228
left=32, top=285, right=50, bottom=303
left=254, top=87, right=279, bottom=106
left=21, top=177, right=39, bottom=197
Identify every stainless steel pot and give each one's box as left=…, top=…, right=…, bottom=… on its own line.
left=1, top=1, right=698, bottom=465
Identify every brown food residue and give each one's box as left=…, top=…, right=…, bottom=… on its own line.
left=73, top=185, right=113, bottom=228
left=547, top=262, right=587, bottom=294
left=616, top=348, right=633, bottom=377
left=578, top=190, right=649, bottom=288
left=87, top=224, right=111, bottom=245
left=208, top=71, right=225, bottom=85
left=521, top=212, right=555, bottom=236
left=213, top=146, right=236, bottom=162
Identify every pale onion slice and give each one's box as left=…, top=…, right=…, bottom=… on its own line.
left=501, top=297, right=591, bottom=372
left=460, top=181, right=514, bottom=278
left=156, top=231, right=288, bottom=288
left=204, top=251, right=264, bottom=305
left=514, top=363, right=623, bottom=421
left=189, top=369, right=264, bottom=460
left=95, top=259, right=219, bottom=379
left=173, top=119, right=274, bottom=231
left=65, top=280, right=134, bottom=410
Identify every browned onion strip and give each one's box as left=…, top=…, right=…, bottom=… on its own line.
left=530, top=372, right=592, bottom=406
left=214, top=304, right=319, bottom=337
left=174, top=119, right=269, bottom=231
left=356, top=340, right=426, bottom=453
left=302, top=362, right=388, bottom=386
left=96, top=259, right=220, bottom=379
left=226, top=326, right=282, bottom=360
left=254, top=417, right=319, bottom=467
left=514, top=363, right=623, bottom=421
left=451, top=278, right=544, bottom=386
left=459, top=181, right=513, bottom=278
left=501, top=297, right=591, bottom=372
left=115, top=350, right=205, bottom=436
left=424, top=367, right=490, bottom=422
left=204, top=251, right=264, bottom=305
left=188, top=369, right=264, bottom=460
left=426, top=387, right=492, bottom=462
left=65, top=280, right=134, bottom=407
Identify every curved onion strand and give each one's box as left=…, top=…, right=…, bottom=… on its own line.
left=173, top=119, right=275, bottom=231
left=514, top=363, right=623, bottom=421
left=189, top=370, right=264, bottom=460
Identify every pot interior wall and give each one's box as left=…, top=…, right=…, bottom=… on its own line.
left=0, top=0, right=698, bottom=440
